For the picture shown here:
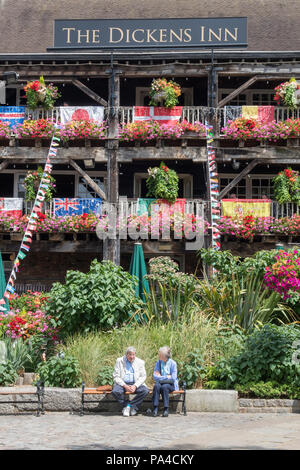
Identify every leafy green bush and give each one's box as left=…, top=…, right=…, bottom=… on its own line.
left=194, top=274, right=292, bottom=333
left=0, top=362, right=18, bottom=386
left=146, top=162, right=179, bottom=202
left=0, top=338, right=33, bottom=373
left=235, top=381, right=300, bottom=399
left=47, top=260, right=143, bottom=336
left=96, top=366, right=114, bottom=386
left=178, top=349, right=206, bottom=389
left=210, top=324, right=300, bottom=388
left=35, top=355, right=82, bottom=388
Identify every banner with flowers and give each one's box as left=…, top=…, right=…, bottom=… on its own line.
left=222, top=199, right=271, bottom=218
left=0, top=130, right=60, bottom=312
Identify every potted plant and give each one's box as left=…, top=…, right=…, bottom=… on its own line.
left=146, top=162, right=179, bottom=203
left=274, top=78, right=300, bottom=110
left=24, top=167, right=56, bottom=202
left=149, top=78, right=181, bottom=108
left=24, top=76, right=61, bottom=110
left=273, top=168, right=300, bottom=204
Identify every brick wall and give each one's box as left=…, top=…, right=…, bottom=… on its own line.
left=0, top=0, right=299, bottom=53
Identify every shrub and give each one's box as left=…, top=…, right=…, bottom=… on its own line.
left=178, top=349, right=206, bottom=389
left=210, top=324, right=300, bottom=388
left=0, top=362, right=18, bottom=386
left=47, top=259, right=143, bottom=336
left=35, top=355, right=81, bottom=388
left=96, top=366, right=114, bottom=387
left=0, top=337, right=33, bottom=373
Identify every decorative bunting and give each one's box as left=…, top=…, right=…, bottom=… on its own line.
left=205, top=123, right=221, bottom=252
left=0, top=129, right=60, bottom=311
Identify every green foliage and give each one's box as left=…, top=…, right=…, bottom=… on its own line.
left=198, top=248, right=277, bottom=282
left=209, top=324, right=300, bottom=388
left=96, top=366, right=115, bottom=387
left=24, top=167, right=56, bottom=202
left=194, top=273, right=292, bottom=333
left=273, top=168, right=300, bottom=204
left=35, top=355, right=81, bottom=388
left=64, top=315, right=242, bottom=387
left=0, top=338, right=33, bottom=373
left=178, top=349, right=206, bottom=389
left=234, top=381, right=300, bottom=399
left=146, top=162, right=179, bottom=202
left=47, top=259, right=143, bottom=336
left=0, top=362, right=18, bottom=386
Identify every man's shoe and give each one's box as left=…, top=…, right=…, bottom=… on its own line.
left=162, top=409, right=169, bottom=417
left=153, top=409, right=158, bottom=417
left=122, top=405, right=131, bottom=417
left=130, top=407, right=138, bottom=416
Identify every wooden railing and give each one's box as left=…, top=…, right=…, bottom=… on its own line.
left=24, top=106, right=298, bottom=130
left=23, top=198, right=300, bottom=220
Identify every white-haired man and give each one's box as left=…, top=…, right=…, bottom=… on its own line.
left=112, top=346, right=149, bottom=416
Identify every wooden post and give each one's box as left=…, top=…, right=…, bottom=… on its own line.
left=103, top=58, right=120, bottom=264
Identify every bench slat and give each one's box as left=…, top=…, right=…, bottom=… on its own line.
left=83, top=389, right=185, bottom=395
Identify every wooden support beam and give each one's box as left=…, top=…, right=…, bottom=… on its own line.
left=0, top=160, right=9, bottom=172
left=72, top=79, right=108, bottom=106
left=218, top=159, right=260, bottom=200
left=218, top=76, right=259, bottom=107
left=68, top=158, right=107, bottom=200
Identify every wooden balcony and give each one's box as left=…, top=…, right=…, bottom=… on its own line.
left=24, top=106, right=300, bottom=133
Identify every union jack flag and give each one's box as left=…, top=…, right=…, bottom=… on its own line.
left=53, top=198, right=102, bottom=217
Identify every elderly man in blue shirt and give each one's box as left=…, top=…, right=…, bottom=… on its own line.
left=112, top=346, right=149, bottom=416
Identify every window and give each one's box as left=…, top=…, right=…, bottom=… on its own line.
left=0, top=174, right=14, bottom=197
left=77, top=176, right=106, bottom=198
left=250, top=177, right=274, bottom=199
left=219, top=89, right=275, bottom=106
left=17, top=174, right=26, bottom=198
left=219, top=177, right=246, bottom=198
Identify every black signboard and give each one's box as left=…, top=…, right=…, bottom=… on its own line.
left=53, top=17, right=247, bottom=49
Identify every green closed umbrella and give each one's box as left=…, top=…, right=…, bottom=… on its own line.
left=0, top=252, right=9, bottom=311
left=129, top=242, right=150, bottom=302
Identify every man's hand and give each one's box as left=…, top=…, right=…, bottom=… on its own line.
left=124, top=385, right=136, bottom=393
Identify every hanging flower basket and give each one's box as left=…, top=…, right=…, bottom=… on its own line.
left=146, top=162, right=179, bottom=203
left=24, top=76, right=61, bottom=110
left=24, top=166, right=56, bottom=202
left=274, top=78, right=300, bottom=110
left=273, top=168, right=300, bottom=204
left=149, top=78, right=181, bottom=108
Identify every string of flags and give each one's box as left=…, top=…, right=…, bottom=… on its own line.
left=205, top=123, right=221, bottom=251
left=0, top=130, right=60, bottom=312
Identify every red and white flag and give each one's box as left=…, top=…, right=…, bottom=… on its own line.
left=60, top=106, right=104, bottom=124
left=133, top=106, right=183, bottom=125
left=0, top=198, right=23, bottom=217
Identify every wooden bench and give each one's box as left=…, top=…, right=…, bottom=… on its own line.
left=81, top=382, right=187, bottom=416
left=0, top=382, right=45, bottom=416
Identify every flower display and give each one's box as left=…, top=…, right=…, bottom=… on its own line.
left=273, top=168, right=300, bottom=204
left=13, top=119, right=58, bottom=139
left=119, top=120, right=206, bottom=141
left=0, top=121, right=11, bottom=139
left=0, top=213, right=101, bottom=233
left=221, top=118, right=300, bottom=141
left=274, top=78, right=300, bottom=109
left=24, top=76, right=61, bottom=110
left=0, top=309, right=58, bottom=341
left=149, top=78, right=181, bottom=108
left=24, top=167, right=56, bottom=202
left=264, top=250, right=300, bottom=303
left=218, top=214, right=300, bottom=240
left=60, top=120, right=108, bottom=140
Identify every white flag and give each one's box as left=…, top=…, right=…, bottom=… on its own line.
left=60, top=106, right=104, bottom=124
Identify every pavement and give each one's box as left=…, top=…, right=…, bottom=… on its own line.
left=0, top=412, right=299, bottom=450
